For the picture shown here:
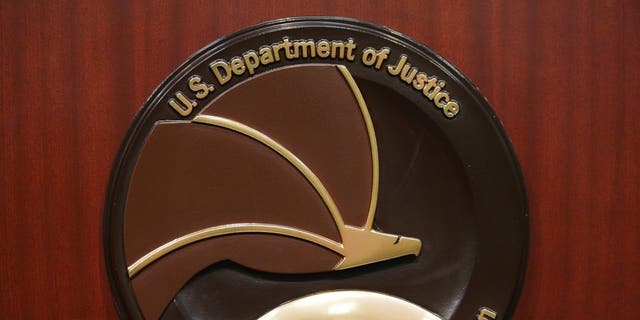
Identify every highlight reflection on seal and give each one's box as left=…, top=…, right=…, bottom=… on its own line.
left=258, top=290, right=442, bottom=320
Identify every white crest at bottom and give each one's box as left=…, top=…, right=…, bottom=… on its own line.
left=258, top=290, right=442, bottom=320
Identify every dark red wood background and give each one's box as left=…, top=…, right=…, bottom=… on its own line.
left=1, top=1, right=638, bottom=319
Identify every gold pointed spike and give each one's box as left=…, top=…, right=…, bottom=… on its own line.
left=334, top=226, right=421, bottom=270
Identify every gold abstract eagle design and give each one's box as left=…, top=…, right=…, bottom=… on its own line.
left=124, top=64, right=422, bottom=319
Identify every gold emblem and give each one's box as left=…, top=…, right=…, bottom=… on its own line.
left=127, top=65, right=422, bottom=277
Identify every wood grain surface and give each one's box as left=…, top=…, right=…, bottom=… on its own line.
left=1, top=1, right=638, bottom=319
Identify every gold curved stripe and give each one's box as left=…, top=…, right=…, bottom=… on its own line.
left=128, top=67, right=383, bottom=278
left=128, top=223, right=345, bottom=277
left=192, top=115, right=347, bottom=234
left=336, top=65, right=380, bottom=231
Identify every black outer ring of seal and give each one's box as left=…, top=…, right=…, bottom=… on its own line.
left=104, top=16, right=529, bottom=320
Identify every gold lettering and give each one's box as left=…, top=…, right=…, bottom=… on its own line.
left=434, top=92, right=450, bottom=109
left=230, top=57, right=245, bottom=75
left=361, top=48, right=377, bottom=66
left=477, top=308, right=497, bottom=320
left=412, top=72, right=428, bottom=90
left=293, top=40, right=316, bottom=58
left=188, top=75, right=214, bottom=99
left=362, top=47, right=390, bottom=69
left=282, top=37, right=295, bottom=59
left=210, top=59, right=232, bottom=85
left=363, top=45, right=461, bottom=118
left=331, top=40, right=345, bottom=59
left=423, top=78, right=445, bottom=100
left=374, top=48, right=389, bottom=69
left=387, top=55, right=407, bottom=76
left=195, top=39, right=460, bottom=118
left=444, top=101, right=460, bottom=118
left=259, top=46, right=275, bottom=65
left=317, top=40, right=330, bottom=58
left=243, top=50, right=260, bottom=75
left=168, top=91, right=197, bottom=116
left=400, top=65, right=418, bottom=84
left=344, top=38, right=357, bottom=61
left=272, top=43, right=285, bottom=61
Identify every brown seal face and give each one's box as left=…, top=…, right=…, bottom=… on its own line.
left=124, top=65, right=424, bottom=318
left=105, top=17, right=528, bottom=320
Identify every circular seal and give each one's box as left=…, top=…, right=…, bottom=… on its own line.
left=104, top=17, right=528, bottom=320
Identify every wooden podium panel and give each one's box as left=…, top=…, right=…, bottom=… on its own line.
left=1, top=1, right=638, bottom=318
